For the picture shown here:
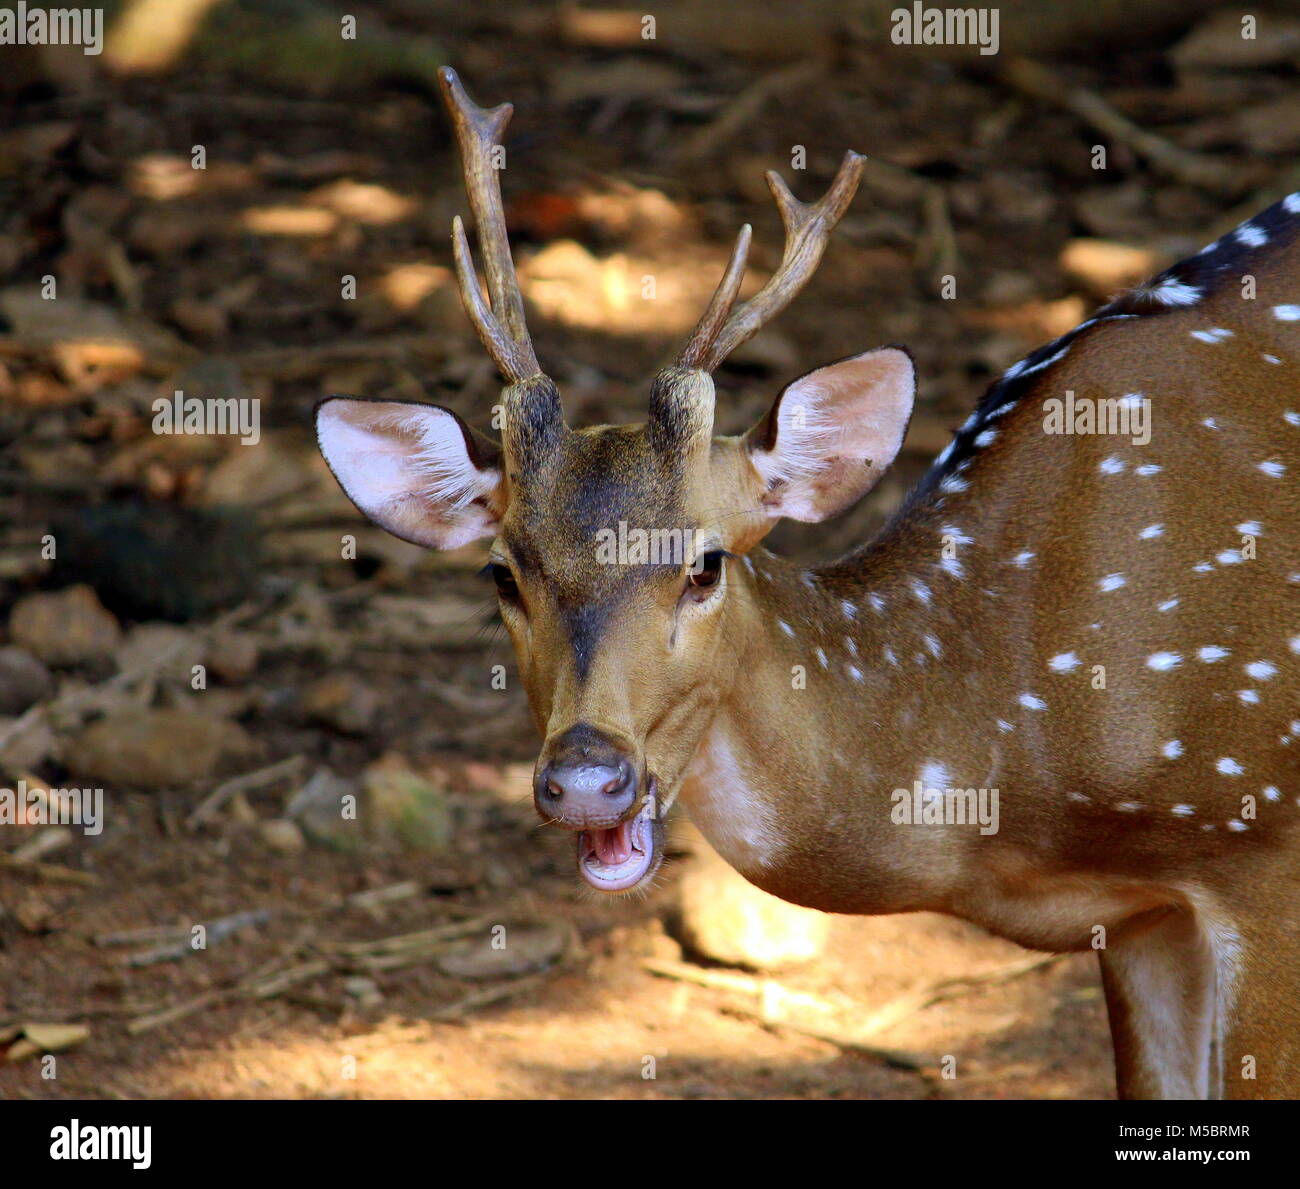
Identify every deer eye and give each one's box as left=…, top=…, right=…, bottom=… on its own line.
left=489, top=562, right=519, bottom=601
left=688, top=551, right=724, bottom=591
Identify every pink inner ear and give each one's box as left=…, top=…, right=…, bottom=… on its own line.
left=750, top=347, right=915, bottom=523
left=316, top=399, right=502, bottom=550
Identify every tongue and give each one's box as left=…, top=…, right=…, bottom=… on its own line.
left=593, top=821, right=633, bottom=865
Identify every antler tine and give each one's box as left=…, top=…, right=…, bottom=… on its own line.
left=677, top=224, right=752, bottom=369
left=438, top=66, right=541, bottom=383
left=684, top=150, right=867, bottom=374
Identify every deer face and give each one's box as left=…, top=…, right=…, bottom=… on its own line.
left=318, top=349, right=913, bottom=892
left=315, top=67, right=910, bottom=893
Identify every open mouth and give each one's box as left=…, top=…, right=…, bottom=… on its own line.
left=577, top=789, right=660, bottom=893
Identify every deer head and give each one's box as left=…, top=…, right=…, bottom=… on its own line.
left=316, top=69, right=914, bottom=892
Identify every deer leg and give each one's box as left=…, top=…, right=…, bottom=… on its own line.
left=1098, top=905, right=1218, bottom=1099
left=1215, top=865, right=1300, bottom=1099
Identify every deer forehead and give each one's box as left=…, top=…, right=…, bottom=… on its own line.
left=500, top=423, right=715, bottom=585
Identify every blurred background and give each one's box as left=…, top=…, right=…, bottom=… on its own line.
left=0, top=0, right=1296, bottom=1098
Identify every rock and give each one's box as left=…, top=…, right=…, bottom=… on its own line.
left=113, top=623, right=205, bottom=678
left=48, top=502, right=262, bottom=623
left=258, top=818, right=306, bottom=854
left=286, top=766, right=362, bottom=851
left=364, top=754, right=450, bottom=851
left=207, top=629, right=259, bottom=684
left=302, top=673, right=381, bottom=735
left=0, top=716, right=59, bottom=772
left=342, top=975, right=384, bottom=1007
left=0, top=647, right=54, bottom=715
left=672, top=833, right=830, bottom=971
left=70, top=707, right=255, bottom=790
left=8, top=586, right=122, bottom=666
left=437, top=921, right=569, bottom=980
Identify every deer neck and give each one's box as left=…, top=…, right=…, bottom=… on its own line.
left=680, top=484, right=1024, bottom=915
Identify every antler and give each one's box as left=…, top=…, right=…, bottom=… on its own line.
left=438, top=66, right=542, bottom=384
left=678, top=151, right=867, bottom=373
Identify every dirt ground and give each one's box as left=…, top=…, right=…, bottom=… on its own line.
left=1, top=1, right=1295, bottom=1099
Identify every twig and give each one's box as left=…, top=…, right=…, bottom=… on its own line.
left=674, top=61, right=823, bottom=164
left=124, top=908, right=271, bottom=968
left=0, top=852, right=99, bottom=886
left=185, top=754, right=308, bottom=831
left=428, top=970, right=554, bottom=1022
left=720, top=1002, right=930, bottom=1071
left=997, top=57, right=1239, bottom=196
left=641, top=958, right=837, bottom=1016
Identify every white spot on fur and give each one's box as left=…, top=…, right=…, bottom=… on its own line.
left=1198, top=646, right=1230, bottom=662
left=1271, top=304, right=1300, bottom=321
left=1244, top=660, right=1277, bottom=680
left=1140, top=523, right=1164, bottom=539
left=1018, top=692, right=1047, bottom=711
left=1148, top=278, right=1202, bottom=306
left=1216, top=757, right=1243, bottom=776
left=1147, top=651, right=1182, bottom=671
left=1258, top=460, right=1285, bottom=477
left=1098, top=573, right=1126, bottom=592
left=1162, top=740, right=1183, bottom=759
left=1158, top=598, right=1179, bottom=612
left=1049, top=652, right=1080, bottom=672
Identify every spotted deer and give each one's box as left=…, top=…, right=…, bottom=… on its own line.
left=316, top=69, right=1299, bottom=1099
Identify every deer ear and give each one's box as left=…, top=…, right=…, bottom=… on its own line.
left=743, top=347, right=914, bottom=523
left=315, top=397, right=504, bottom=549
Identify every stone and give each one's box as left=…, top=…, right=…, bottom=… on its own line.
left=8, top=586, right=122, bottom=666
left=437, top=922, right=569, bottom=980
left=113, top=623, right=205, bottom=678
left=258, top=818, right=306, bottom=854
left=672, top=829, right=830, bottom=972
left=206, top=629, right=259, bottom=684
left=70, top=707, right=255, bottom=790
left=0, top=647, right=54, bottom=715
left=302, top=673, right=380, bottom=735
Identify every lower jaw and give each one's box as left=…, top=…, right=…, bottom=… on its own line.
left=577, top=788, right=661, bottom=893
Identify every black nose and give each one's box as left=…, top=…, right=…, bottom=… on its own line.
left=535, top=724, right=637, bottom=828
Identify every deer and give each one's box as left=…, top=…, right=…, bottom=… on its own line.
left=316, top=68, right=1300, bottom=1099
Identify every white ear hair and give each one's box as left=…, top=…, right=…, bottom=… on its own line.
left=749, top=380, right=842, bottom=488
left=316, top=399, right=501, bottom=549
left=747, top=347, right=914, bottom=523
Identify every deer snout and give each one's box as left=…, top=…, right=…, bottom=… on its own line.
left=534, top=723, right=639, bottom=829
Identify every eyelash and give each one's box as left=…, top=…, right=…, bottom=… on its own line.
left=688, top=550, right=726, bottom=593
left=485, top=562, right=519, bottom=601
